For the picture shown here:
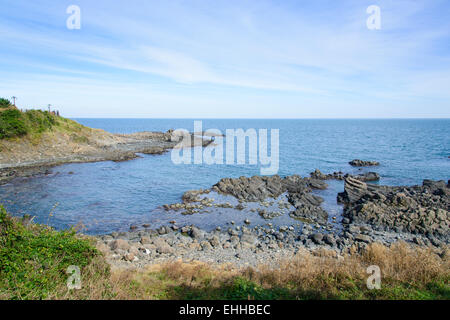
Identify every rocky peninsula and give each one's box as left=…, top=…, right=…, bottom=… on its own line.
left=0, top=110, right=211, bottom=183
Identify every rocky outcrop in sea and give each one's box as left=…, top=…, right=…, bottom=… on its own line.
left=338, top=177, right=449, bottom=241
left=99, top=165, right=448, bottom=269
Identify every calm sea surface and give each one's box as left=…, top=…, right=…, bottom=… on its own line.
left=1, top=119, right=449, bottom=234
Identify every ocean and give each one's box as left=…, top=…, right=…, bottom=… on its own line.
left=1, top=119, right=449, bottom=234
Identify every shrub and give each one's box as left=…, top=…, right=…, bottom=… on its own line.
left=0, top=109, right=28, bottom=139
left=0, top=98, right=10, bottom=109
left=0, top=205, right=101, bottom=299
left=0, top=108, right=58, bottom=139
left=24, top=110, right=56, bottom=133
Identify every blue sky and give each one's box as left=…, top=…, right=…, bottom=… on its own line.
left=0, top=0, right=449, bottom=118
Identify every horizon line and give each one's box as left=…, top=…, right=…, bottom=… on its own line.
left=70, top=117, right=450, bottom=120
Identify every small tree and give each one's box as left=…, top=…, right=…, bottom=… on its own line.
left=0, top=98, right=11, bottom=109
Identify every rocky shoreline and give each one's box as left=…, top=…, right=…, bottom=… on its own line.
left=0, top=130, right=212, bottom=184
left=93, top=162, right=449, bottom=270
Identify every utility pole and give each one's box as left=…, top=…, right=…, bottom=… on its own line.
left=11, top=96, right=17, bottom=106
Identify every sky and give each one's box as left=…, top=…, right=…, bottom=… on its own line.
left=0, top=0, right=449, bottom=118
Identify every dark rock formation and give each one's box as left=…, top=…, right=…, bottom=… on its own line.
left=310, top=169, right=345, bottom=180
left=196, top=174, right=329, bottom=223
left=349, top=159, right=380, bottom=167
left=339, top=177, right=449, bottom=239
left=309, top=169, right=379, bottom=182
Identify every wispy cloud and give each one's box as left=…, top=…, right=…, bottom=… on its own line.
left=0, top=0, right=449, bottom=117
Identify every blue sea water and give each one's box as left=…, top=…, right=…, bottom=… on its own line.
left=0, top=119, right=449, bottom=234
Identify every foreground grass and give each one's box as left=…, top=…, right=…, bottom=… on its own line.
left=0, top=206, right=449, bottom=300
left=108, top=245, right=449, bottom=300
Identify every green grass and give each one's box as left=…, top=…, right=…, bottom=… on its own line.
left=154, top=275, right=449, bottom=300
left=0, top=205, right=103, bottom=299
left=114, top=261, right=449, bottom=300
left=0, top=106, right=57, bottom=140
left=0, top=99, right=94, bottom=142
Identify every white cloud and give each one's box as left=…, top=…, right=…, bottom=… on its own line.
left=0, top=0, right=449, bottom=117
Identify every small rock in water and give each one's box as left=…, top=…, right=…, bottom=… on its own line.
left=244, top=219, right=251, bottom=225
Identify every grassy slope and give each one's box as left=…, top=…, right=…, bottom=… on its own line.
left=0, top=102, right=120, bottom=162
left=0, top=104, right=94, bottom=142
left=0, top=205, right=448, bottom=300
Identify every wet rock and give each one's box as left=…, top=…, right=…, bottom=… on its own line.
left=354, top=234, right=371, bottom=243
left=112, top=151, right=140, bottom=162
left=310, top=169, right=345, bottom=180
left=352, top=172, right=380, bottom=182
left=182, top=189, right=210, bottom=202
left=190, top=226, right=206, bottom=240
left=307, top=179, right=328, bottom=190
left=289, top=205, right=328, bottom=224
left=312, top=233, right=324, bottom=244
left=349, top=159, right=380, bottom=167
left=180, top=226, right=191, bottom=234
left=158, top=226, right=169, bottom=235
left=324, top=234, right=336, bottom=246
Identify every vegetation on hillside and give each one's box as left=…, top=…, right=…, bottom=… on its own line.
left=0, top=205, right=448, bottom=300
left=0, top=98, right=94, bottom=143
left=0, top=98, right=58, bottom=139
left=0, top=98, right=11, bottom=109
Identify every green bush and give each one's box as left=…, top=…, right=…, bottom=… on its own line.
left=0, top=205, right=100, bottom=299
left=24, top=110, right=56, bottom=133
left=0, top=109, right=28, bottom=139
left=0, top=98, right=10, bottom=109
left=0, top=108, right=58, bottom=139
